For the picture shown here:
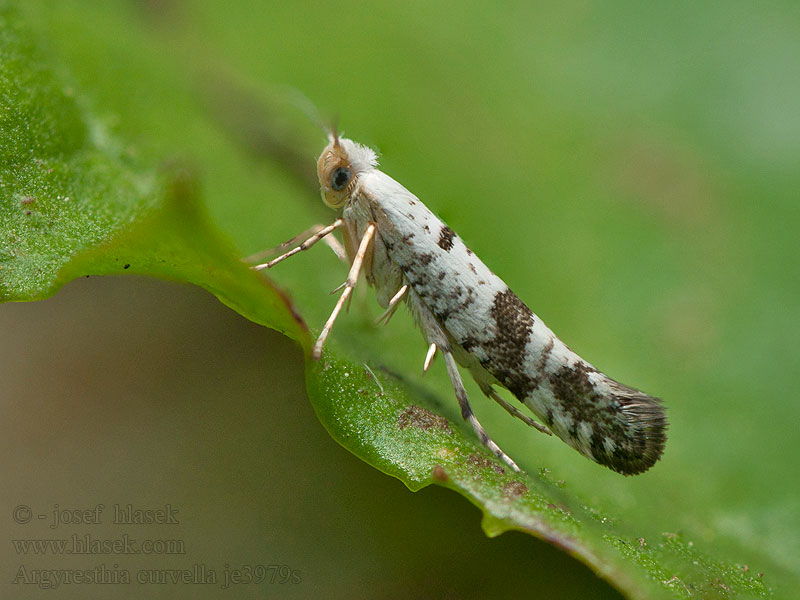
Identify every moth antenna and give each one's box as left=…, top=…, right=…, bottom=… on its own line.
left=267, top=83, right=329, bottom=135
left=328, top=116, right=341, bottom=146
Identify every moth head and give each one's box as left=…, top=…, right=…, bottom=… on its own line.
left=317, top=130, right=353, bottom=209
left=316, top=129, right=379, bottom=210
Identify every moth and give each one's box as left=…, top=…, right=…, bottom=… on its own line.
left=255, top=132, right=667, bottom=474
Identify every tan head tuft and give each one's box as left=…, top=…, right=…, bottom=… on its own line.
left=317, top=134, right=353, bottom=209
left=316, top=134, right=379, bottom=210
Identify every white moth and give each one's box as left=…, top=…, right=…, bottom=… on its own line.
left=255, top=132, right=667, bottom=474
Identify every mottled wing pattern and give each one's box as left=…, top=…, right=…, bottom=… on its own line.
left=355, top=170, right=666, bottom=474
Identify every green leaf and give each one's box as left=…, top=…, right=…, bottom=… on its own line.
left=4, top=2, right=799, bottom=599
left=0, top=3, right=305, bottom=342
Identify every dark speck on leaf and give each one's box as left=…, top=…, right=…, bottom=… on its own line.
left=502, top=481, right=528, bottom=498
left=466, top=453, right=505, bottom=474
left=432, top=465, right=449, bottom=482
left=397, top=405, right=452, bottom=433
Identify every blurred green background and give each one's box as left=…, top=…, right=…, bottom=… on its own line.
left=2, top=0, right=799, bottom=598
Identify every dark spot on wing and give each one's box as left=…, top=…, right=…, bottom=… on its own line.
left=419, top=253, right=433, bottom=266
left=590, top=431, right=607, bottom=462
left=468, top=262, right=477, bottom=274
left=438, top=226, right=455, bottom=251
left=437, top=306, right=453, bottom=321
left=480, top=288, right=538, bottom=398
left=461, top=335, right=479, bottom=352
left=545, top=363, right=668, bottom=475
left=548, top=363, right=603, bottom=440
left=423, top=225, right=431, bottom=233
left=460, top=287, right=477, bottom=310
left=438, top=271, right=446, bottom=281
left=549, top=362, right=600, bottom=420
left=411, top=268, right=431, bottom=287
left=538, top=337, right=555, bottom=374
left=401, top=232, right=415, bottom=245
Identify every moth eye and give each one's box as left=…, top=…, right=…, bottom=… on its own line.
left=331, top=166, right=352, bottom=191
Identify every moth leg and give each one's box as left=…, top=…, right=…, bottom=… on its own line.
left=375, top=285, right=409, bottom=326
left=422, top=342, right=437, bottom=373
left=245, top=223, right=330, bottom=263
left=440, top=350, right=521, bottom=473
left=312, top=223, right=376, bottom=359
left=251, top=218, right=345, bottom=271
left=482, top=386, right=552, bottom=436
left=322, top=235, right=348, bottom=263
left=247, top=221, right=348, bottom=265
